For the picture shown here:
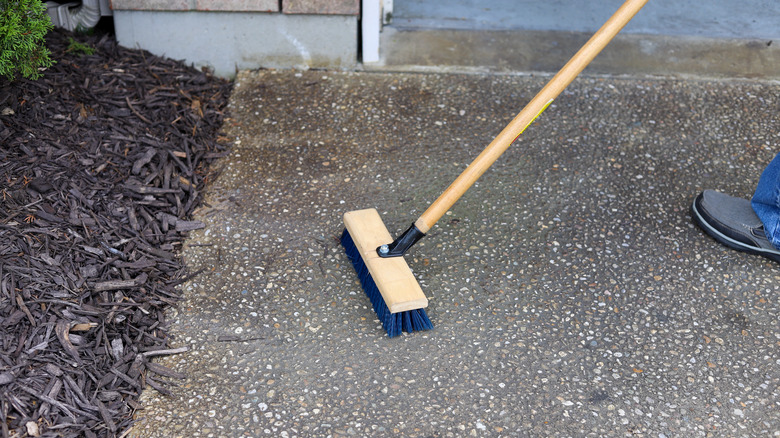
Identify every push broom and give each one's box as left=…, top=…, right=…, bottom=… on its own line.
left=342, top=0, right=649, bottom=337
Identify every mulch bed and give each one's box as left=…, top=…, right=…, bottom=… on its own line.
left=0, top=28, right=233, bottom=437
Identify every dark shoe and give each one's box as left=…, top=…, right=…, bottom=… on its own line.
left=691, top=190, right=780, bottom=263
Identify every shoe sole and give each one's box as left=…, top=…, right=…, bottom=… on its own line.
left=691, top=193, right=780, bottom=264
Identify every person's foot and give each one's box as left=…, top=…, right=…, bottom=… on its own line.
left=691, top=190, right=780, bottom=263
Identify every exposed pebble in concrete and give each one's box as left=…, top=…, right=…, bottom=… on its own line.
left=132, top=70, right=780, bottom=437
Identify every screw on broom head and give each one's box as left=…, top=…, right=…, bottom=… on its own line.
left=341, top=209, right=432, bottom=337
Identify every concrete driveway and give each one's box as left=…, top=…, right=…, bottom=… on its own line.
left=131, top=69, right=780, bottom=437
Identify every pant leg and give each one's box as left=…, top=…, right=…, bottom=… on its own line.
left=752, top=152, right=780, bottom=249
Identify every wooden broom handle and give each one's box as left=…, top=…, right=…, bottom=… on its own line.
left=414, top=0, right=649, bottom=233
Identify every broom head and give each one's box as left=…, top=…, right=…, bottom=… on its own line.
left=341, top=208, right=432, bottom=337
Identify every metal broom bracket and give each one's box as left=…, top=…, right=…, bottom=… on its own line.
left=376, top=223, right=425, bottom=257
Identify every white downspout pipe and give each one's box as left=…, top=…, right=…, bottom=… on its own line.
left=361, top=0, right=381, bottom=63
left=70, top=0, right=101, bottom=30
left=46, top=0, right=101, bottom=32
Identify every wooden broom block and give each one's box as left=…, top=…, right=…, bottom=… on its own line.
left=343, top=208, right=428, bottom=313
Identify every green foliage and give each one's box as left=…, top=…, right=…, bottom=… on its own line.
left=0, top=0, right=55, bottom=81
left=67, top=37, right=95, bottom=55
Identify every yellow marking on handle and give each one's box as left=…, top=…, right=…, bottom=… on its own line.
left=515, top=99, right=554, bottom=142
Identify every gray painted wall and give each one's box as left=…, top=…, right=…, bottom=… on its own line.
left=393, top=0, right=780, bottom=41
left=114, top=11, right=357, bottom=77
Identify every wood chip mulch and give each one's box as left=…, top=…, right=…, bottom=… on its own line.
left=0, top=28, right=233, bottom=437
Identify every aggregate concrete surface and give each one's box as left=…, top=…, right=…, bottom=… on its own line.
left=131, top=69, right=780, bottom=437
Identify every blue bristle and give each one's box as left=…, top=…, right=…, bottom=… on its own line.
left=341, top=229, right=433, bottom=337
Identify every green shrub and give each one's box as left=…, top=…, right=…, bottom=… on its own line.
left=0, top=0, right=55, bottom=81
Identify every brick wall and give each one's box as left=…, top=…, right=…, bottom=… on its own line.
left=282, top=0, right=358, bottom=15
left=110, top=0, right=359, bottom=15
